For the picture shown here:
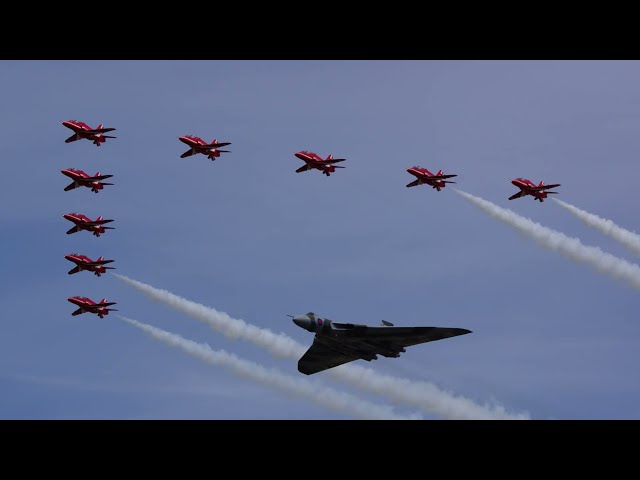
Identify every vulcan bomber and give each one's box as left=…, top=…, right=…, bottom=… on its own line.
left=290, top=312, right=471, bottom=375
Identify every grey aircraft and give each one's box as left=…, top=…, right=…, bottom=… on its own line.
left=290, top=312, right=471, bottom=375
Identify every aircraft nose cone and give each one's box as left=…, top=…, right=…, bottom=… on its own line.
left=292, top=315, right=313, bottom=332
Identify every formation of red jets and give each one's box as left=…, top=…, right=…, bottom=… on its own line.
left=60, top=119, right=561, bottom=318
left=61, top=120, right=118, bottom=318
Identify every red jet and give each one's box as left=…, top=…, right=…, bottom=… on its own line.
left=61, top=168, right=113, bottom=193
left=509, top=178, right=561, bottom=203
left=67, top=296, right=117, bottom=318
left=294, top=151, right=346, bottom=176
left=62, top=120, right=116, bottom=146
left=406, top=166, right=457, bottom=191
left=63, top=213, right=114, bottom=237
left=178, top=135, right=232, bottom=161
left=64, top=253, right=115, bottom=277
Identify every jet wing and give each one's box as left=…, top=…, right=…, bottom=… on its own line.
left=323, top=159, right=346, bottom=165
left=84, top=128, right=116, bottom=134
left=406, top=179, right=421, bottom=188
left=530, top=183, right=561, bottom=191
left=71, top=308, right=85, bottom=316
left=509, top=191, right=526, bottom=200
left=85, top=219, right=114, bottom=226
left=84, top=175, right=113, bottom=182
left=298, top=326, right=471, bottom=375
left=91, top=259, right=114, bottom=265
left=296, top=164, right=311, bottom=173
left=429, top=174, right=457, bottom=180
left=357, top=325, right=472, bottom=348
left=200, top=142, right=232, bottom=149
left=330, top=323, right=471, bottom=346
left=64, top=182, right=80, bottom=192
left=298, top=337, right=359, bottom=375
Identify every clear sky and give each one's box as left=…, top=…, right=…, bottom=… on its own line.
left=1, top=60, right=639, bottom=419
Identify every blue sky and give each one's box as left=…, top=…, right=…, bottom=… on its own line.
left=1, top=60, right=639, bottom=419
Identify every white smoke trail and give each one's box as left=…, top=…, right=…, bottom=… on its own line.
left=113, top=273, right=306, bottom=359
left=454, top=189, right=640, bottom=290
left=553, top=198, right=640, bottom=257
left=117, top=315, right=419, bottom=420
left=112, top=273, right=528, bottom=419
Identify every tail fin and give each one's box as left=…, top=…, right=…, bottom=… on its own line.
left=97, top=216, right=103, bottom=221
left=100, top=298, right=106, bottom=304
left=539, top=180, right=544, bottom=187
left=327, top=154, right=333, bottom=160
left=436, top=169, right=443, bottom=176
left=97, top=124, right=103, bottom=130
left=97, top=256, right=104, bottom=262
left=211, top=138, right=217, bottom=145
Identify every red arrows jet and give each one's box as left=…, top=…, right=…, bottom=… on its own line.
left=63, top=213, right=114, bottom=237
left=67, top=296, right=117, bottom=318
left=406, top=166, right=457, bottom=191
left=64, top=253, right=115, bottom=277
left=178, top=135, right=232, bottom=160
left=61, top=168, right=113, bottom=193
left=294, top=151, right=346, bottom=176
left=509, top=178, right=561, bottom=203
left=62, top=120, right=117, bottom=146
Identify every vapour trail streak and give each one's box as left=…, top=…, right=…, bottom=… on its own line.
left=454, top=189, right=640, bottom=291
left=553, top=198, right=640, bottom=257
left=118, top=315, right=418, bottom=420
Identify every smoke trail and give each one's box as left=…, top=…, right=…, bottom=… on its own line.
left=112, top=273, right=528, bottom=419
left=113, top=273, right=305, bottom=358
left=454, top=189, right=640, bottom=290
left=117, top=315, right=419, bottom=420
left=553, top=198, right=640, bottom=257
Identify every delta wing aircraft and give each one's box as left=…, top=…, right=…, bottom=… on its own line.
left=290, top=312, right=471, bottom=374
